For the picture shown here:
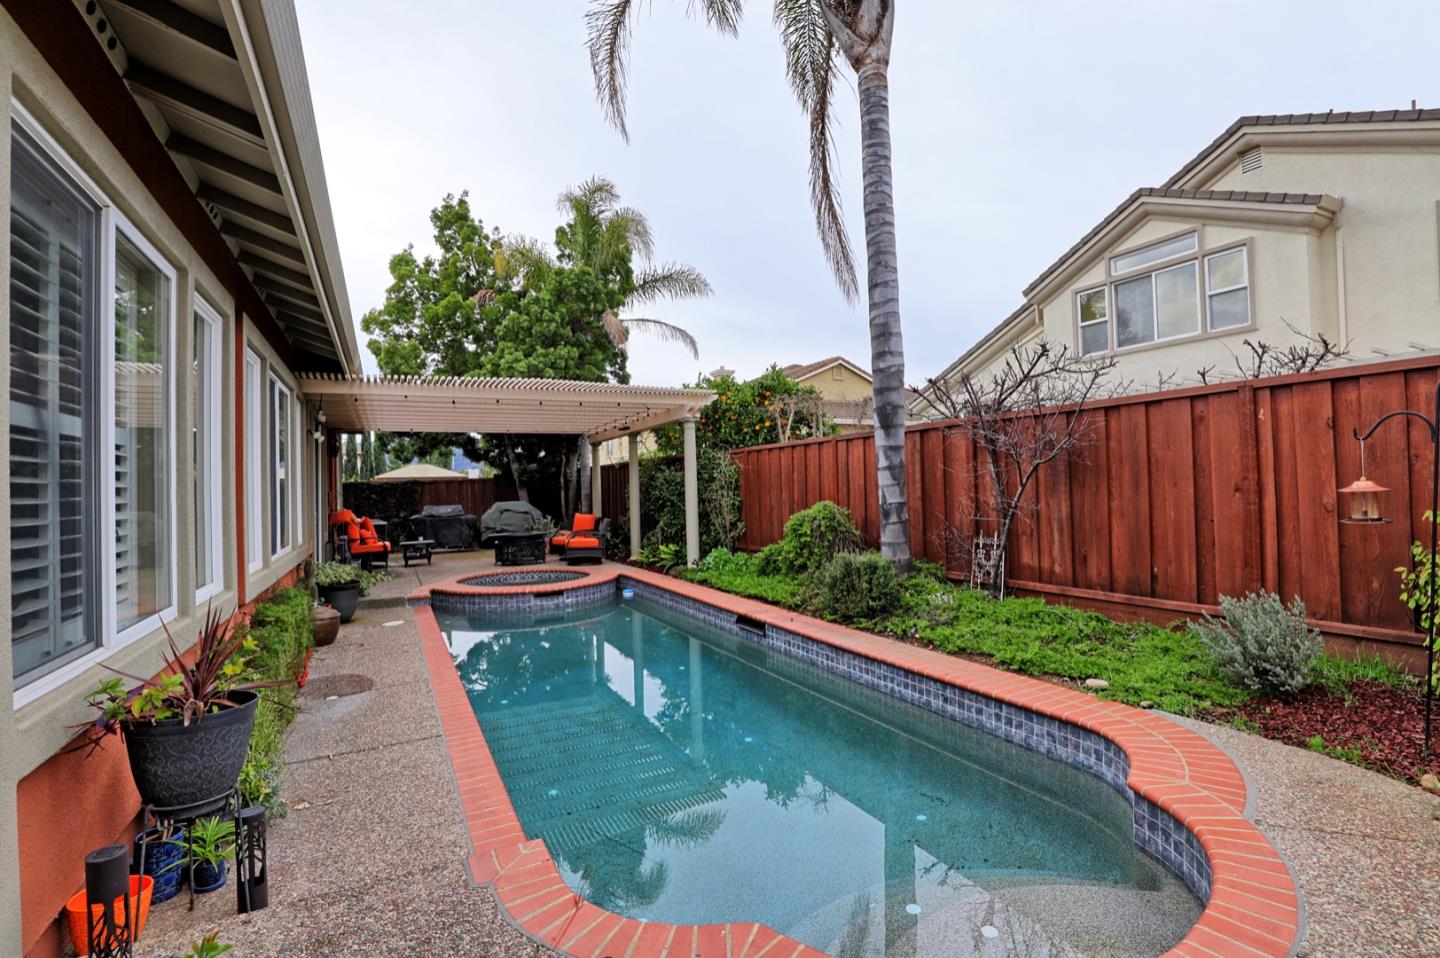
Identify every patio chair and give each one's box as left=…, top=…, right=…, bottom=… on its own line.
left=562, top=518, right=609, bottom=565
left=329, top=509, right=392, bottom=569
left=549, top=512, right=598, bottom=556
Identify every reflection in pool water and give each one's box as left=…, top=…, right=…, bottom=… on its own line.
left=440, top=599, right=1201, bottom=957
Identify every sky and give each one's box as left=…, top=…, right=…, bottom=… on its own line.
left=296, top=1, right=1440, bottom=388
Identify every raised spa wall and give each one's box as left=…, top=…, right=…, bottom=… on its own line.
left=412, top=566, right=1304, bottom=958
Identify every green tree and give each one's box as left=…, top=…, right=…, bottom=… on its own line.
left=361, top=191, right=636, bottom=514
left=587, top=0, right=912, bottom=571
left=655, top=366, right=828, bottom=455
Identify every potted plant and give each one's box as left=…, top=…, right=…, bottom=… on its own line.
left=188, top=816, right=236, bottom=894
left=134, top=823, right=186, bottom=904
left=77, top=606, right=287, bottom=815
left=314, top=561, right=362, bottom=623
left=311, top=604, right=341, bottom=646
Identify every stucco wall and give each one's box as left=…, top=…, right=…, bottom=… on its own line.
left=0, top=12, right=317, bottom=955
left=797, top=363, right=874, bottom=401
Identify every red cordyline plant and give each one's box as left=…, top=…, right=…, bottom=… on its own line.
left=74, top=604, right=288, bottom=754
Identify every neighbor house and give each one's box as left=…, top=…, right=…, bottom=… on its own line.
left=0, top=2, right=359, bottom=954
left=780, top=355, right=876, bottom=433
left=915, top=109, right=1440, bottom=403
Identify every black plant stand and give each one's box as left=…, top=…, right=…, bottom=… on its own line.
left=132, top=789, right=237, bottom=912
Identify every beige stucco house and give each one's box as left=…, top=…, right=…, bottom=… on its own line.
left=915, top=109, right=1440, bottom=401
left=781, top=355, right=877, bottom=433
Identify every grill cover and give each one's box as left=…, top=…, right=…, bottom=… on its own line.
left=479, top=500, right=547, bottom=546
left=409, top=503, right=478, bottom=549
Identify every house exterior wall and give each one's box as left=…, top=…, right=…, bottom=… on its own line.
left=0, top=11, right=324, bottom=955
left=939, top=128, right=1440, bottom=394
left=795, top=363, right=873, bottom=401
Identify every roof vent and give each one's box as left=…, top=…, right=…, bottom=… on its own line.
left=1240, top=147, right=1263, bottom=174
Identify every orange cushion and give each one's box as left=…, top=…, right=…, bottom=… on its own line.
left=571, top=513, right=596, bottom=532
left=568, top=535, right=601, bottom=549
left=550, top=532, right=572, bottom=546
left=351, top=541, right=387, bottom=554
left=330, top=509, right=356, bottom=526
left=345, top=521, right=362, bottom=541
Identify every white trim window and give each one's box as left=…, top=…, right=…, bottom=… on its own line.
left=9, top=119, right=103, bottom=688
left=1114, top=260, right=1201, bottom=349
left=244, top=349, right=263, bottom=573
left=9, top=105, right=180, bottom=698
left=1205, top=247, right=1251, bottom=330
left=269, top=375, right=292, bottom=557
left=1076, top=287, right=1109, bottom=356
left=1110, top=232, right=1197, bottom=275
left=192, top=301, right=223, bottom=600
left=112, top=223, right=177, bottom=641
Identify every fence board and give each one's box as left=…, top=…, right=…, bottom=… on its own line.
left=727, top=355, right=1440, bottom=652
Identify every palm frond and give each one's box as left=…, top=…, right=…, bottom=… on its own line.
left=621, top=318, right=701, bottom=359
left=773, top=0, right=858, bottom=300
left=601, top=307, right=630, bottom=351
left=586, top=0, right=636, bottom=140
left=632, top=263, right=713, bottom=303
left=689, top=0, right=745, bottom=34
left=557, top=175, right=621, bottom=217
left=610, top=206, right=655, bottom=260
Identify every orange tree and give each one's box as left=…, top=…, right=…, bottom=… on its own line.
left=656, top=366, right=829, bottom=455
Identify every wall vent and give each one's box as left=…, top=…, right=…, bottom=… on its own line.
left=1239, top=147, right=1263, bottom=174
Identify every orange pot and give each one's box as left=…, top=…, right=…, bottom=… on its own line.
left=64, top=875, right=153, bottom=956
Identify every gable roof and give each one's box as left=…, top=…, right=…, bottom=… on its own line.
left=1162, top=108, right=1440, bottom=190
left=1021, top=188, right=1332, bottom=298
left=781, top=356, right=872, bottom=382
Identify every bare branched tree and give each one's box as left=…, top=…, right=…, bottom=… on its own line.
left=768, top=391, right=826, bottom=443
left=914, top=341, right=1116, bottom=597
left=1227, top=321, right=1351, bottom=379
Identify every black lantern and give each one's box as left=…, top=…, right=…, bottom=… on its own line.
left=84, top=844, right=133, bottom=958
left=234, top=806, right=269, bottom=913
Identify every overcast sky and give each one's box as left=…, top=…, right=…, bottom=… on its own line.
left=297, top=1, right=1439, bottom=387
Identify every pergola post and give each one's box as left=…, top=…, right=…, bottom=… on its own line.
left=628, top=433, right=641, bottom=559
left=683, top=417, right=699, bottom=567
left=589, top=441, right=602, bottom=517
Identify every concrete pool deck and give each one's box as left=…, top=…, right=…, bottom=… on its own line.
left=133, top=552, right=1438, bottom=956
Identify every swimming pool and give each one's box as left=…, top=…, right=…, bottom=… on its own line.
left=438, top=596, right=1202, bottom=957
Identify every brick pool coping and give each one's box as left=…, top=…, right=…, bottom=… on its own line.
left=410, top=564, right=1304, bottom=958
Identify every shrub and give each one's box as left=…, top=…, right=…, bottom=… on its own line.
left=235, top=587, right=314, bottom=814
left=1191, top=592, right=1321, bottom=694
left=687, top=547, right=804, bottom=606
left=775, top=501, right=863, bottom=575
left=814, top=552, right=901, bottom=623
left=313, top=561, right=361, bottom=587
left=640, top=449, right=743, bottom=555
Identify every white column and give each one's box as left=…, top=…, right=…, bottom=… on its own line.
left=628, top=433, right=641, bottom=559
left=590, top=442, right=603, bottom=517
left=683, top=417, right=700, bottom=567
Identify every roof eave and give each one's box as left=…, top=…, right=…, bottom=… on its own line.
left=221, top=0, right=360, bottom=374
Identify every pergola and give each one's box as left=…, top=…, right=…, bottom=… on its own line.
left=299, top=374, right=716, bottom=564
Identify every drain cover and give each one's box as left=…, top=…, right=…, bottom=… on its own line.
left=300, top=673, right=375, bottom=698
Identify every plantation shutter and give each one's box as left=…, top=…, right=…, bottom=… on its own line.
left=9, top=125, right=100, bottom=685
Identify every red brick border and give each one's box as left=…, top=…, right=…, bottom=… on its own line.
left=413, top=564, right=1303, bottom=958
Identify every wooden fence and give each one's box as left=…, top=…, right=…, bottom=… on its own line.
left=732, top=355, right=1440, bottom=665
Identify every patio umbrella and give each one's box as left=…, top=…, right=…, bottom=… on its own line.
left=371, top=462, right=466, bottom=482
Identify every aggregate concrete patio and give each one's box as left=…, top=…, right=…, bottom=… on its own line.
left=134, top=551, right=1439, bottom=957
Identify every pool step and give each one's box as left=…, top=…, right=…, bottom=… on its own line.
left=479, top=692, right=725, bottom=850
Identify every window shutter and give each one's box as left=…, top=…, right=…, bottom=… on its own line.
left=9, top=127, right=100, bottom=682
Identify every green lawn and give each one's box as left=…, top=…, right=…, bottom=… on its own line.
left=689, top=556, right=1248, bottom=714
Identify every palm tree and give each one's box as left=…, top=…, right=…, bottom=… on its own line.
left=585, top=0, right=912, bottom=570
left=499, top=176, right=712, bottom=510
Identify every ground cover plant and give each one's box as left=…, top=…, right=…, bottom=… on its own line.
left=235, top=586, right=314, bottom=814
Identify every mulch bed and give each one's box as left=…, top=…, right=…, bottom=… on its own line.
left=1207, top=680, right=1440, bottom=784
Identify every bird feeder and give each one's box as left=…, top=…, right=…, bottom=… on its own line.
left=1338, top=440, right=1390, bottom=523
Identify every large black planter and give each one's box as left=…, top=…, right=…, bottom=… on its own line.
left=121, top=690, right=259, bottom=816
left=318, top=581, right=360, bottom=623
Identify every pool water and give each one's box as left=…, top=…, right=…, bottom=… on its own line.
left=440, top=599, right=1201, bottom=957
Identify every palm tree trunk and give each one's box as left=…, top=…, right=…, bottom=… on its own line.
left=856, top=61, right=912, bottom=572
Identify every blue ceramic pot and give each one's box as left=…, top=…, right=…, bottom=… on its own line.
left=135, top=826, right=187, bottom=903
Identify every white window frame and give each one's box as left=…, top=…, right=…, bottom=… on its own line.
left=293, top=395, right=305, bottom=552
left=10, top=102, right=180, bottom=704
left=1109, top=231, right=1197, bottom=277
left=193, top=299, right=224, bottom=602
left=1076, top=286, right=1110, bottom=356
left=110, top=214, right=180, bottom=651
left=1205, top=246, right=1251, bottom=331
left=269, top=374, right=293, bottom=558
left=244, top=348, right=264, bottom=573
